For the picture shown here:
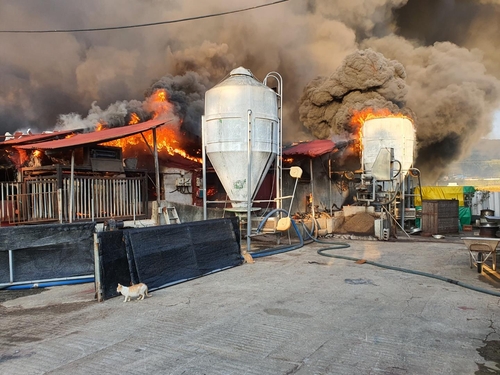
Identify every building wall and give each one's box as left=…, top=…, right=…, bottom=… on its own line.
left=282, top=157, right=347, bottom=216
left=162, top=168, right=197, bottom=205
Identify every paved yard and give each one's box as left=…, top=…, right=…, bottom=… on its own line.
left=1, top=238, right=499, bottom=374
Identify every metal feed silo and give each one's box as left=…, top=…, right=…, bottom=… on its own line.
left=203, top=67, right=280, bottom=211
left=361, top=117, right=416, bottom=179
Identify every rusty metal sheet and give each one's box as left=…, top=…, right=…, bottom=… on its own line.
left=282, top=139, right=336, bottom=158
left=15, top=118, right=174, bottom=150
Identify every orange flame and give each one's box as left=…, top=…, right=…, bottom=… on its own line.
left=101, top=124, right=202, bottom=163
left=349, top=108, right=413, bottom=153
left=148, top=89, right=174, bottom=120
left=128, top=113, right=140, bottom=125
left=350, top=108, right=412, bottom=129
left=98, top=88, right=200, bottom=163
left=96, top=121, right=107, bottom=131
left=206, top=187, right=217, bottom=196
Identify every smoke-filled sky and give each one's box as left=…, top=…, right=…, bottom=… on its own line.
left=1, top=0, right=500, bottom=182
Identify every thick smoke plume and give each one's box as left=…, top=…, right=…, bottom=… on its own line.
left=2, top=0, right=500, bottom=182
left=56, top=71, right=209, bottom=137
left=299, top=49, right=412, bottom=139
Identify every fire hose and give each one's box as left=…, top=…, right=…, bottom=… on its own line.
left=254, top=211, right=500, bottom=298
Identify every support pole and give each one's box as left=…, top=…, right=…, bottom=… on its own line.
left=329, top=158, right=333, bottom=216
left=310, top=158, right=316, bottom=237
left=202, top=116, right=207, bottom=220
left=243, top=110, right=254, bottom=264
left=8, top=250, right=14, bottom=283
left=69, top=150, right=75, bottom=223
left=153, top=127, right=161, bottom=224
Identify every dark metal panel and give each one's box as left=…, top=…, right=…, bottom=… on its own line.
left=0, top=222, right=95, bottom=283
left=98, top=230, right=131, bottom=300
left=124, top=218, right=242, bottom=290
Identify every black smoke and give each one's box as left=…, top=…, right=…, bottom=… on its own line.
left=2, top=0, right=500, bottom=182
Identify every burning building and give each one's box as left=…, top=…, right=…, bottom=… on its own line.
left=0, top=84, right=206, bottom=226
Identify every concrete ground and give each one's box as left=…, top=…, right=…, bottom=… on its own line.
left=1, top=235, right=500, bottom=375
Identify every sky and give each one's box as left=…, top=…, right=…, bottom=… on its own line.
left=1, top=0, right=500, bottom=182
left=488, top=111, right=500, bottom=139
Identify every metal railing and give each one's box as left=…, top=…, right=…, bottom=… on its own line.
left=0, top=182, right=22, bottom=223
left=1, top=175, right=148, bottom=224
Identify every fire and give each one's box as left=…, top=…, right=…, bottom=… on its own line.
left=101, top=124, right=202, bottom=163
left=16, top=149, right=28, bottom=167
left=97, top=88, right=201, bottom=164
left=96, top=122, right=107, bottom=131
left=156, top=90, right=166, bottom=101
left=206, top=187, right=217, bottom=196
left=33, top=150, right=42, bottom=158
left=128, top=113, right=140, bottom=125
left=349, top=107, right=413, bottom=153
left=147, top=89, right=174, bottom=120
left=350, top=108, right=412, bottom=129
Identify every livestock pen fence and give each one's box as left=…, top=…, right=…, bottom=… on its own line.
left=0, top=175, right=148, bottom=224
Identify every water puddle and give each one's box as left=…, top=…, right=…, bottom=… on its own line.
left=476, top=340, right=500, bottom=374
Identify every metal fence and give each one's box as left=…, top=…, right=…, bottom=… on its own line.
left=0, top=176, right=148, bottom=224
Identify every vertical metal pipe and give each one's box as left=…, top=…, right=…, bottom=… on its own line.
left=247, top=110, right=253, bottom=253
left=1, top=183, right=4, bottom=220
left=401, top=175, right=406, bottom=228
left=99, top=179, right=103, bottom=218
left=310, top=158, right=315, bottom=220
left=153, top=127, right=161, bottom=224
left=113, top=180, right=117, bottom=216
left=105, top=179, right=108, bottom=217
left=91, top=180, right=95, bottom=221
left=201, top=115, right=207, bottom=220
left=69, top=151, right=75, bottom=223
left=329, top=158, right=333, bottom=216
left=84, top=178, right=87, bottom=219
left=133, top=179, right=136, bottom=223
left=263, top=72, right=283, bottom=211
left=8, top=250, right=14, bottom=283
left=76, top=178, right=80, bottom=220
left=58, top=189, right=62, bottom=223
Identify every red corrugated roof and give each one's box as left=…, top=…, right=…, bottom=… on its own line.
left=16, top=118, right=172, bottom=150
left=282, top=139, right=336, bottom=158
left=1, top=130, right=75, bottom=146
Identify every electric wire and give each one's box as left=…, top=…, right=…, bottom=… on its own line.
left=0, top=0, right=289, bottom=34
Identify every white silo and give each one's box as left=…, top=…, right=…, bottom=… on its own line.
left=202, top=67, right=281, bottom=211
left=361, top=117, right=416, bottom=179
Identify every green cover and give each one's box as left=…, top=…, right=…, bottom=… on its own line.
left=459, top=206, right=472, bottom=226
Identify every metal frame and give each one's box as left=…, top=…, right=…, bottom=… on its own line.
left=462, top=236, right=499, bottom=273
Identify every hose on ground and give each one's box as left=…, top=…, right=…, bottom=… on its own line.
left=317, top=245, right=500, bottom=298
left=251, top=211, right=499, bottom=298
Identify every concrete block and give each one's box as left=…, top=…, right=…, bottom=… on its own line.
left=316, top=217, right=327, bottom=230
left=333, top=210, right=344, bottom=218
left=343, top=206, right=367, bottom=217
left=327, top=217, right=344, bottom=233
